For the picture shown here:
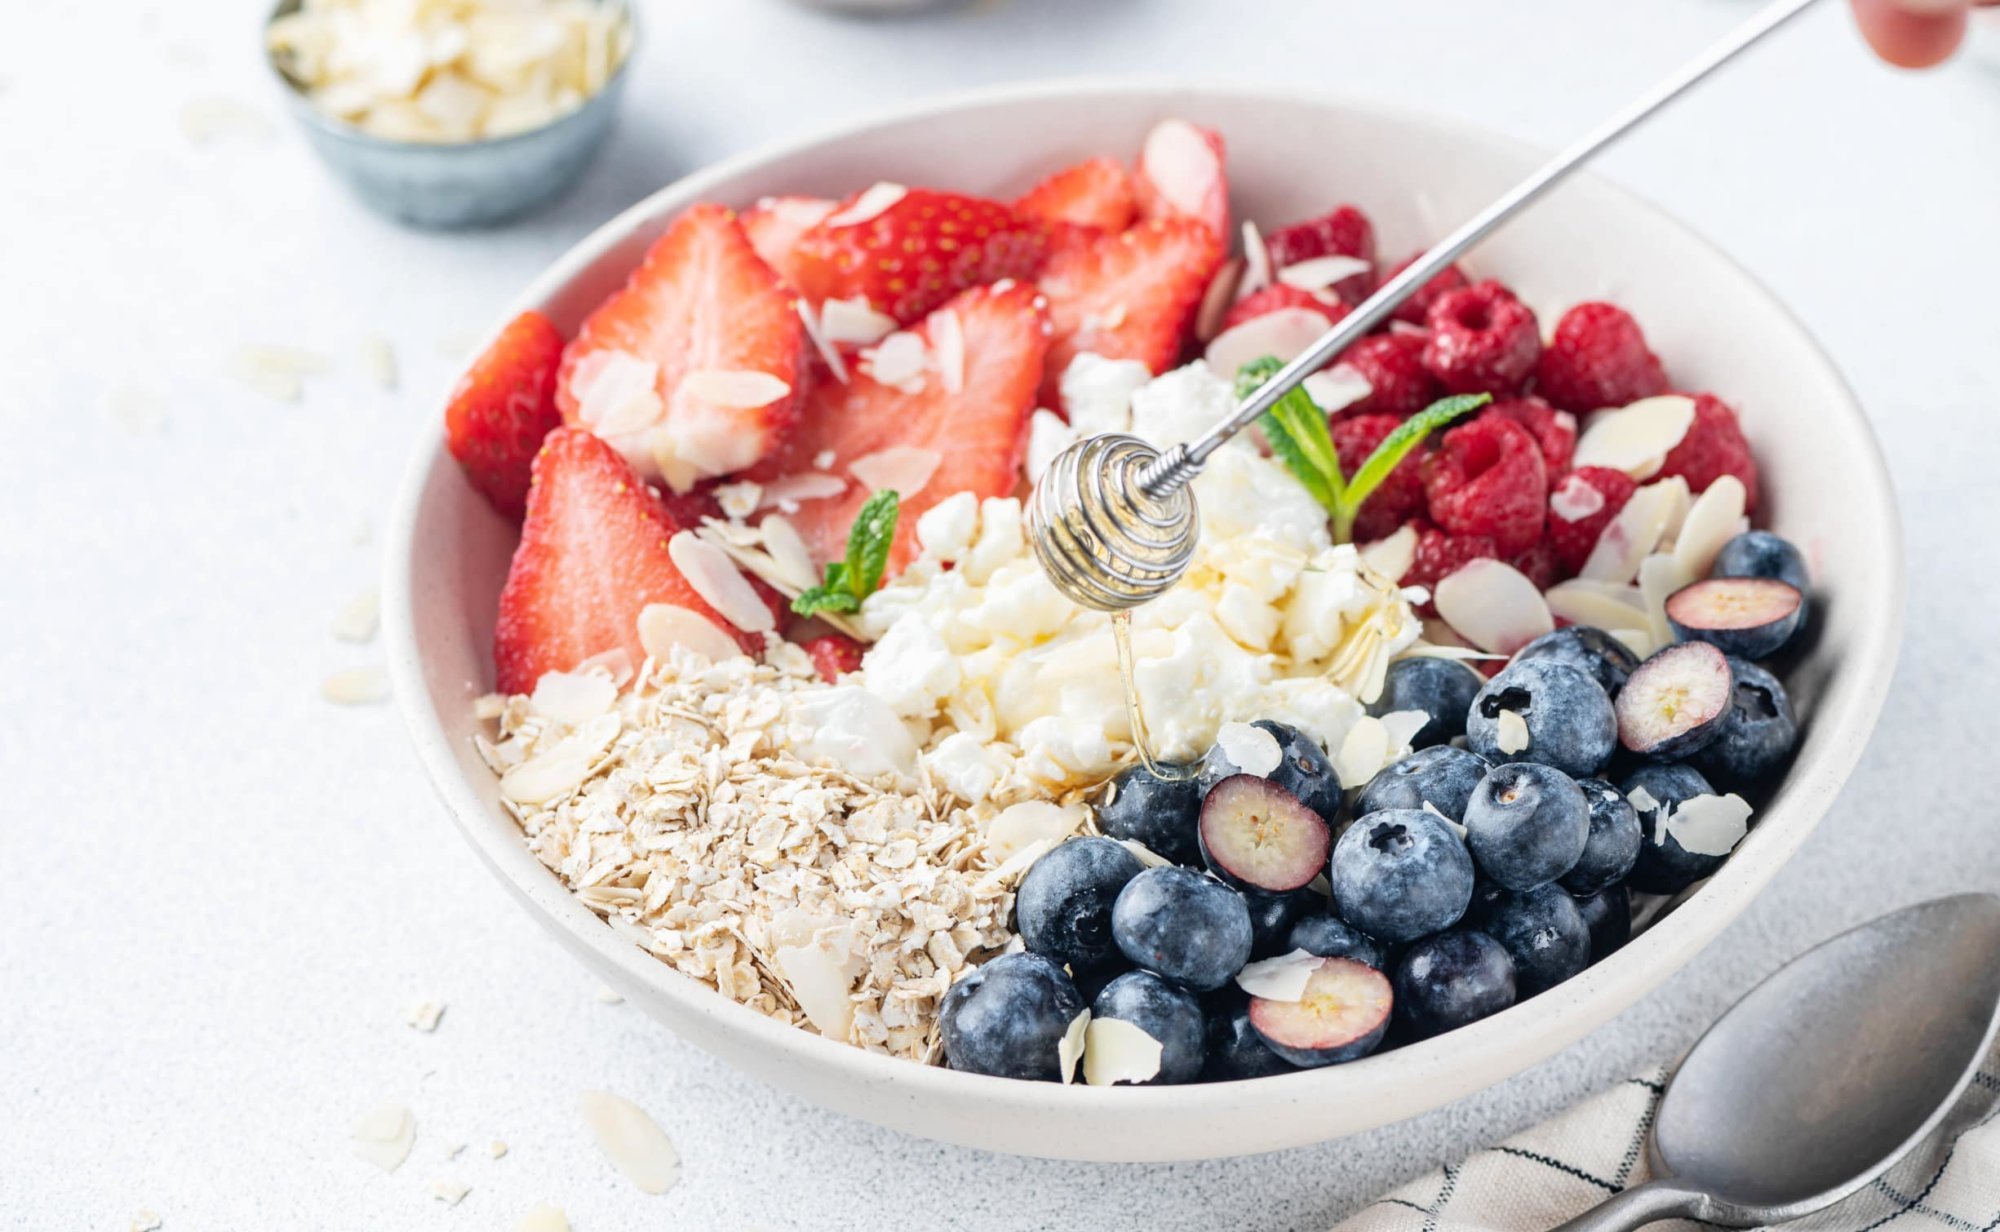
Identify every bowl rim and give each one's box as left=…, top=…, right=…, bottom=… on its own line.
left=262, top=0, right=639, bottom=152
left=383, top=75, right=1905, bottom=1135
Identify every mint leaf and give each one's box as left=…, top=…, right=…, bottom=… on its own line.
left=1344, top=393, right=1490, bottom=512
left=1236, top=358, right=1344, bottom=513
left=790, top=585, right=861, bottom=618
left=789, top=488, right=901, bottom=617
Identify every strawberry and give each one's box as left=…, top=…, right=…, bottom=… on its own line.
left=1219, top=284, right=1346, bottom=334
left=444, top=311, right=566, bottom=518
left=791, top=186, right=1049, bottom=326
left=1014, top=157, right=1137, bottom=233
left=1037, top=217, right=1224, bottom=405
left=557, top=204, right=806, bottom=492
left=754, top=282, right=1050, bottom=573
left=1135, top=119, right=1230, bottom=240
left=740, top=195, right=835, bottom=291
left=492, top=428, right=759, bottom=694
left=803, top=633, right=866, bottom=683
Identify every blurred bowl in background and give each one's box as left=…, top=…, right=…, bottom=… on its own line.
left=264, top=0, right=636, bottom=229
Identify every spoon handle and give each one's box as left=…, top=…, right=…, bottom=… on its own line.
left=1546, top=1180, right=1712, bottom=1232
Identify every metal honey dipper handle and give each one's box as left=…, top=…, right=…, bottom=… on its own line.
left=1027, top=0, right=1822, bottom=613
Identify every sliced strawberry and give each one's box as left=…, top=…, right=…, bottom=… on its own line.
left=1135, top=119, right=1229, bottom=240
left=1219, top=283, right=1346, bottom=334
left=1037, top=216, right=1224, bottom=405
left=557, top=203, right=806, bottom=492
left=791, top=186, right=1049, bottom=326
left=1264, top=206, right=1376, bottom=306
left=493, top=429, right=759, bottom=694
left=444, top=311, right=566, bottom=519
left=754, top=283, right=1050, bottom=573
left=1014, top=157, right=1137, bottom=233
left=740, top=195, right=835, bottom=291
left=804, top=633, right=866, bottom=683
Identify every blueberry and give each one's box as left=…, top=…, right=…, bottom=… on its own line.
left=1329, top=808, right=1475, bottom=942
left=1622, top=762, right=1728, bottom=894
left=1713, top=530, right=1811, bottom=643
left=1367, top=657, right=1483, bottom=749
left=1463, top=762, right=1591, bottom=891
left=1090, top=970, right=1206, bottom=1085
left=1512, top=626, right=1641, bottom=697
left=1247, top=957, right=1394, bottom=1067
left=1466, top=659, right=1617, bottom=779
left=1616, top=642, right=1733, bottom=760
left=1287, top=914, right=1390, bottom=971
left=1096, top=762, right=1203, bottom=866
left=1111, top=866, right=1254, bottom=992
left=1200, top=720, right=1342, bottom=825
left=1199, top=775, right=1331, bottom=894
left=1688, top=658, right=1798, bottom=787
left=1559, top=778, right=1643, bottom=896
left=1354, top=745, right=1490, bottom=822
left=1392, top=930, right=1517, bottom=1039
left=1469, top=883, right=1591, bottom=995
left=1200, top=989, right=1299, bottom=1081
left=1245, top=888, right=1323, bottom=959
left=1576, top=884, right=1632, bottom=962
left=1014, top=837, right=1144, bottom=971
left=1665, top=577, right=1805, bottom=660
left=939, top=952, right=1085, bottom=1081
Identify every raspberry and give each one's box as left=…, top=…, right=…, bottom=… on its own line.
left=1421, top=416, right=1549, bottom=556
left=1330, top=333, right=1443, bottom=421
left=1220, top=283, right=1346, bottom=334
left=1508, top=537, right=1562, bottom=590
left=1422, top=280, right=1542, bottom=396
left=1332, top=413, right=1429, bottom=542
left=1546, top=466, right=1637, bottom=574
left=1535, top=302, right=1668, bottom=413
left=1263, top=205, right=1376, bottom=304
left=1485, top=396, right=1577, bottom=476
left=803, top=633, right=865, bottom=683
left=1660, top=393, right=1761, bottom=510
left=1404, top=520, right=1499, bottom=614
left=1382, top=253, right=1469, bottom=326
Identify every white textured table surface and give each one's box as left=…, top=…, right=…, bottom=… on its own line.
left=6, top=1, right=2000, bottom=1228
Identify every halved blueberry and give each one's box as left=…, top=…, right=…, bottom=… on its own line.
left=1463, top=762, right=1591, bottom=892
left=1111, top=866, right=1254, bottom=993
left=1199, top=775, right=1332, bottom=894
left=1354, top=745, right=1491, bottom=822
left=1393, top=930, right=1517, bottom=1039
left=1200, top=988, right=1299, bottom=1081
left=1367, top=657, right=1484, bottom=749
left=1014, top=837, right=1145, bottom=971
left=939, top=952, right=1085, bottom=1081
left=1287, top=915, right=1390, bottom=972
left=1096, top=762, right=1203, bottom=866
left=1559, top=778, right=1643, bottom=896
left=1466, top=659, right=1618, bottom=779
left=1470, top=883, right=1591, bottom=996
left=1576, top=884, right=1632, bottom=962
left=1622, top=762, right=1727, bottom=894
left=1616, top=641, right=1733, bottom=759
left=1200, top=720, right=1343, bottom=826
left=1665, top=577, right=1805, bottom=660
left=1091, top=970, right=1207, bottom=1085
left=1248, top=957, right=1394, bottom=1067
left=1512, top=625, right=1642, bottom=697
left=1688, top=657, right=1798, bottom=787
left=1329, top=808, right=1476, bottom=943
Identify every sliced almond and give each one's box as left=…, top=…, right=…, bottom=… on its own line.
left=859, top=331, right=929, bottom=392
left=1662, top=792, right=1753, bottom=857
left=513, top=1205, right=569, bottom=1232
left=985, top=800, right=1086, bottom=861
left=848, top=445, right=941, bottom=498
left=321, top=666, right=390, bottom=705
left=1543, top=578, right=1648, bottom=630
left=530, top=669, right=617, bottom=724
left=757, top=515, right=820, bottom=592
left=1139, top=119, right=1219, bottom=218
left=823, top=181, right=907, bottom=229
left=1671, top=474, right=1748, bottom=578
left=795, top=299, right=848, bottom=383
left=680, top=368, right=790, bottom=410
left=1572, top=395, right=1696, bottom=480
left=498, top=713, right=619, bottom=804
left=1276, top=255, right=1372, bottom=292
left=1335, top=715, right=1392, bottom=787
left=665, top=532, right=774, bottom=633
left=755, top=472, right=849, bottom=510
left=1235, top=948, right=1321, bottom=1002
left=1058, top=1010, right=1091, bottom=1085
left=1495, top=708, right=1532, bottom=755
left=636, top=602, right=741, bottom=664
left=1580, top=477, right=1690, bottom=584
left=1637, top=551, right=1691, bottom=648
left=1432, top=559, right=1554, bottom=654
left=819, top=296, right=899, bottom=346
left=350, top=1103, right=416, bottom=1173
left=1239, top=220, right=1273, bottom=298
left=1358, top=523, right=1419, bottom=584
left=1082, top=1016, right=1164, bottom=1087
left=1305, top=366, right=1373, bottom=416
left=1204, top=308, right=1329, bottom=379
left=932, top=309, right=966, bottom=394
left=1215, top=721, right=1283, bottom=776
left=570, top=349, right=663, bottom=436
left=579, top=1091, right=680, bottom=1195
left=1194, top=256, right=1246, bottom=342
left=331, top=588, right=380, bottom=643
left=775, top=941, right=857, bottom=1043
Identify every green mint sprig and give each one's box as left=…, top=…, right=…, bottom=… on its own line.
left=791, top=489, right=900, bottom=617
left=1235, top=357, right=1489, bottom=544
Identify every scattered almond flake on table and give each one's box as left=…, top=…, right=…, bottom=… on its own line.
left=849, top=446, right=942, bottom=498
left=429, top=1178, right=471, bottom=1207
left=445, top=1141, right=467, bottom=1159
left=178, top=96, right=271, bottom=143
left=321, top=666, right=390, bottom=706
left=405, top=1000, right=445, bottom=1032
left=130, top=1211, right=163, bottom=1232
left=514, top=1204, right=566, bottom=1232
left=1496, top=708, right=1532, bottom=755
left=1236, top=949, right=1321, bottom=1002
left=350, top=1103, right=416, bottom=1173
left=579, top=1091, right=681, bottom=1195
left=593, top=984, right=624, bottom=1004
left=1082, top=1017, right=1164, bottom=1087
left=230, top=345, right=332, bottom=404
left=103, top=386, right=167, bottom=434
left=1058, top=1010, right=1091, bottom=1085
left=358, top=336, right=399, bottom=391
left=331, top=588, right=380, bottom=643
left=1662, top=793, right=1753, bottom=858
left=489, top=1140, right=509, bottom=1159
left=1215, top=721, right=1283, bottom=777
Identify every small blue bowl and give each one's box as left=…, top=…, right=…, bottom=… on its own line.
left=265, top=0, right=636, bottom=229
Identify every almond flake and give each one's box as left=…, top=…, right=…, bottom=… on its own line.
left=1058, top=1009, right=1090, bottom=1084
left=859, top=331, right=929, bottom=393
left=1661, top=792, right=1753, bottom=857
left=1204, top=307, right=1329, bottom=378
left=756, top=515, right=821, bottom=592
left=331, top=588, right=380, bottom=643
left=818, top=297, right=899, bottom=347
left=1194, top=257, right=1246, bottom=342
left=756, top=472, right=849, bottom=511
left=1544, top=579, right=1648, bottom=631
left=1550, top=472, right=1608, bottom=522
left=1495, top=708, right=1531, bottom=755
left=498, top=712, right=619, bottom=804
left=1277, top=255, right=1372, bottom=292
left=849, top=446, right=941, bottom=499
left=1572, top=395, right=1696, bottom=479
left=777, top=941, right=858, bottom=1043
left=1580, top=477, right=1690, bottom=584
left=1335, top=716, right=1392, bottom=787
left=230, top=344, right=330, bottom=403
left=1116, top=839, right=1173, bottom=869
left=594, top=984, right=624, bottom=1004
left=1139, top=119, right=1219, bottom=218
left=321, top=666, right=390, bottom=706
left=514, top=1205, right=567, bottom=1232
left=570, top=350, right=664, bottom=437
left=1377, top=709, right=1432, bottom=751
left=530, top=669, right=616, bottom=724
left=350, top=1103, right=416, bottom=1173
left=1627, top=785, right=1661, bottom=814
left=359, top=336, right=398, bottom=390
left=1235, top=949, right=1321, bottom=1002
left=1239, top=220, right=1273, bottom=297
left=1433, top=559, right=1555, bottom=654
left=667, top=532, right=775, bottom=633
left=131, top=1211, right=163, bottom=1232
left=490, top=1140, right=509, bottom=1159
left=985, top=800, right=1086, bottom=862
left=1671, top=474, right=1748, bottom=578
left=637, top=602, right=744, bottom=665
left=679, top=368, right=791, bottom=410
left=1082, top=1017, right=1164, bottom=1086
left=579, top=1091, right=680, bottom=1195
left=1609, top=627, right=1657, bottom=659
left=823, top=182, right=907, bottom=229
left=812, top=449, right=838, bottom=470
left=405, top=1000, right=445, bottom=1032
left=429, top=1178, right=471, bottom=1207
left=1637, top=551, right=1690, bottom=647
left=1216, top=721, right=1283, bottom=776
left=714, top=481, right=762, bottom=520
left=1305, top=366, right=1373, bottom=416
left=1359, top=524, right=1419, bottom=584
left=795, top=299, right=848, bottom=383
left=932, top=309, right=966, bottom=393
left=445, top=1141, right=467, bottom=1159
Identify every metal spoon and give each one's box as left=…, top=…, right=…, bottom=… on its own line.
left=1552, top=893, right=2000, bottom=1231
left=1029, top=0, right=1827, bottom=612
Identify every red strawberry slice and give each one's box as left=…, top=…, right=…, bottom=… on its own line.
left=1037, top=216, right=1224, bottom=405
left=444, top=311, right=566, bottom=519
left=1135, top=119, right=1230, bottom=240
left=1264, top=205, right=1376, bottom=306
left=753, top=282, right=1050, bottom=573
left=556, top=203, right=806, bottom=492
left=1219, top=283, right=1346, bottom=334
left=1014, top=157, right=1138, bottom=233
left=791, top=186, right=1049, bottom=326
left=740, top=195, right=835, bottom=291
left=493, top=428, right=760, bottom=694
left=803, top=633, right=866, bottom=683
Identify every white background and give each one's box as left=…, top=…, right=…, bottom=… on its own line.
left=4, top=1, right=1999, bottom=1228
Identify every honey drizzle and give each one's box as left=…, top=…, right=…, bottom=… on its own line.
left=1110, top=610, right=1195, bottom=782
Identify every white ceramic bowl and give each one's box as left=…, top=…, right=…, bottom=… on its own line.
left=384, top=80, right=1903, bottom=1162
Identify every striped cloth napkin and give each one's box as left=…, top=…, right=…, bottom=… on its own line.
left=1336, top=1065, right=2000, bottom=1232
